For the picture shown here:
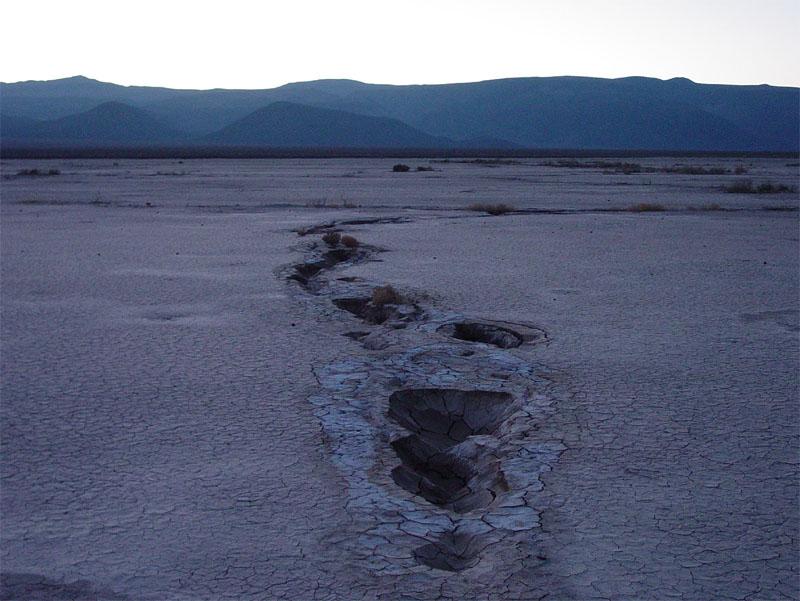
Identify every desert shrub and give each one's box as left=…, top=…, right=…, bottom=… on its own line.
left=688, top=203, right=724, bottom=211
left=664, top=165, right=726, bottom=175
left=756, top=183, right=795, bottom=194
left=468, top=203, right=516, bottom=215
left=372, top=285, right=403, bottom=306
left=722, top=180, right=756, bottom=193
left=392, top=164, right=410, bottom=172
left=340, top=235, right=359, bottom=248
left=628, top=203, right=665, bottom=212
left=722, top=181, right=797, bottom=194
left=322, top=231, right=341, bottom=246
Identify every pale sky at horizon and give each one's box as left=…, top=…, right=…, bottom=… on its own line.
left=2, top=0, right=798, bottom=89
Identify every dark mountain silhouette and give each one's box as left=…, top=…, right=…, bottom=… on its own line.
left=2, top=75, right=797, bottom=151
left=205, top=102, right=450, bottom=147
left=2, top=101, right=185, bottom=144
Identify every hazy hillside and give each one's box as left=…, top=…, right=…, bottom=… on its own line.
left=2, top=75, right=798, bottom=151
left=2, top=101, right=185, bottom=144
left=205, top=101, right=449, bottom=147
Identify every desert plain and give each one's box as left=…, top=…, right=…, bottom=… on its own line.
left=1, top=157, right=798, bottom=600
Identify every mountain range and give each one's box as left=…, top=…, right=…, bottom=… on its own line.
left=1, top=75, right=798, bottom=152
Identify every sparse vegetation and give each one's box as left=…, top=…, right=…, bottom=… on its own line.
left=662, top=165, right=726, bottom=175
left=543, top=161, right=737, bottom=176
left=544, top=160, right=643, bottom=173
left=628, top=203, right=666, bottom=212
left=372, top=285, right=403, bottom=306
left=392, top=164, right=410, bottom=172
left=468, top=203, right=516, bottom=215
left=322, top=231, right=341, bottom=246
left=15, top=168, right=60, bottom=177
left=721, top=181, right=797, bottom=194
left=416, top=166, right=435, bottom=172
left=340, top=235, right=359, bottom=248
left=687, top=203, right=724, bottom=211
left=433, top=159, right=522, bottom=166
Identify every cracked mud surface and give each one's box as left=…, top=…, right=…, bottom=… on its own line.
left=2, top=158, right=798, bottom=600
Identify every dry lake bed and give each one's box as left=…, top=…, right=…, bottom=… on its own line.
left=1, top=157, right=798, bottom=600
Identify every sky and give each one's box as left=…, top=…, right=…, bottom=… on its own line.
left=2, top=0, right=798, bottom=89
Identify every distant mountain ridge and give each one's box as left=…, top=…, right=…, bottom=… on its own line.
left=2, top=75, right=798, bottom=151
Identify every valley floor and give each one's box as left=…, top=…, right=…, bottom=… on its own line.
left=1, top=158, right=798, bottom=600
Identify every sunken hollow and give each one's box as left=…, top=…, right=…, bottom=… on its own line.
left=438, top=321, right=524, bottom=349
left=388, top=388, right=514, bottom=513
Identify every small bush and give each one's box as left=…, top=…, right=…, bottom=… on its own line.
left=15, top=168, right=61, bottom=177
left=468, top=203, right=516, bottom=215
left=322, top=231, right=341, bottom=246
left=340, top=235, right=359, bottom=248
left=722, top=180, right=756, bottom=193
left=392, top=164, right=410, bottom=172
left=722, top=181, right=797, bottom=194
left=664, top=165, right=726, bottom=175
left=416, top=166, right=435, bottom=172
left=688, top=203, right=724, bottom=211
left=628, top=203, right=666, bottom=212
left=756, top=183, right=795, bottom=194
left=372, top=285, right=403, bottom=306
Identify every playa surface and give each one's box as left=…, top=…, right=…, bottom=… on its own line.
left=2, top=158, right=798, bottom=600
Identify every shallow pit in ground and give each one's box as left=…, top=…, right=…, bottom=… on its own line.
left=391, top=435, right=509, bottom=512
left=413, top=529, right=492, bottom=572
left=388, top=388, right=514, bottom=450
left=332, top=296, right=420, bottom=326
left=290, top=248, right=362, bottom=289
left=438, top=321, right=525, bottom=348
left=388, top=388, right=514, bottom=511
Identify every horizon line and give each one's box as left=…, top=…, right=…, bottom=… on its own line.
left=3, top=73, right=798, bottom=91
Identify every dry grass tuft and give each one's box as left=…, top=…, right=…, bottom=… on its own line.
left=322, top=231, right=341, bottom=246
left=628, top=203, right=666, bottom=212
left=722, top=180, right=797, bottom=194
left=340, top=235, right=359, bottom=248
left=372, top=285, right=403, bottom=306
left=468, top=203, right=516, bottom=215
